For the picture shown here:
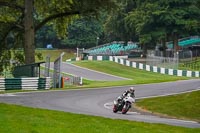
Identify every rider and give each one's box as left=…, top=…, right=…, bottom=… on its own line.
left=117, top=87, right=135, bottom=102
left=122, top=87, right=135, bottom=98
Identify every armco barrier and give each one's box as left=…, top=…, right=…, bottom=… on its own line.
left=38, top=77, right=52, bottom=90
left=0, top=77, right=51, bottom=91
left=67, top=55, right=200, bottom=78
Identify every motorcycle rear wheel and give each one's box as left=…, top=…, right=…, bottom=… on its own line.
left=113, top=105, right=118, bottom=113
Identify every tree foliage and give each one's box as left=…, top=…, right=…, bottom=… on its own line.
left=1, top=0, right=200, bottom=73
left=35, top=16, right=104, bottom=49
left=62, top=17, right=103, bottom=48
left=0, top=0, right=117, bottom=72
left=35, top=25, right=60, bottom=48
left=104, top=0, right=137, bottom=42
left=125, top=0, right=200, bottom=52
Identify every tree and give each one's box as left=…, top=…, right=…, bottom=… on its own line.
left=35, top=25, right=60, bottom=48
left=162, top=0, right=200, bottom=51
left=61, top=17, right=103, bottom=48
left=104, top=0, right=137, bottom=42
left=125, top=2, right=166, bottom=54
left=0, top=0, right=117, bottom=69
left=125, top=0, right=200, bottom=54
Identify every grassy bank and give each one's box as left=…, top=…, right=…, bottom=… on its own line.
left=0, top=103, right=199, bottom=133
left=72, top=61, right=189, bottom=88
left=136, top=90, right=200, bottom=122
left=35, top=49, right=76, bottom=62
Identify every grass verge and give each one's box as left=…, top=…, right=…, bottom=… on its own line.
left=0, top=103, right=199, bottom=133
left=135, top=90, right=200, bottom=122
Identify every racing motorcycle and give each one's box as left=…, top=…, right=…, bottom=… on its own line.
left=113, top=93, right=135, bottom=114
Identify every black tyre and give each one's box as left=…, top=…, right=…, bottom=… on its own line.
left=113, top=105, right=118, bottom=113
left=122, top=103, right=130, bottom=114
left=122, top=108, right=128, bottom=114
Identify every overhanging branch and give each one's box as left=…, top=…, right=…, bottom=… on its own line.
left=35, top=11, right=80, bottom=32
left=0, top=1, right=24, bottom=11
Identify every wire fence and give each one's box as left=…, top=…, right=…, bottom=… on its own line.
left=147, top=49, right=200, bottom=70
left=146, top=55, right=179, bottom=69
left=62, top=75, right=82, bottom=86
left=40, top=69, right=82, bottom=86
left=146, top=50, right=179, bottom=69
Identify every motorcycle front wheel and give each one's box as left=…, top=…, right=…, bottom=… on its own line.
left=122, top=103, right=130, bottom=114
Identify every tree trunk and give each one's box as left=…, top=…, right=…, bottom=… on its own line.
left=161, top=37, right=166, bottom=57
left=24, top=0, right=35, bottom=64
left=142, top=43, right=147, bottom=57
left=173, top=32, right=179, bottom=53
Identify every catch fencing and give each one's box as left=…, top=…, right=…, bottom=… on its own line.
left=146, top=50, right=179, bottom=69
left=62, top=75, right=82, bottom=86
left=146, top=55, right=179, bottom=69
left=40, top=69, right=82, bottom=87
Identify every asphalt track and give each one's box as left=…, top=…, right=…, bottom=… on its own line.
left=49, top=62, right=129, bottom=81
left=0, top=63, right=200, bottom=128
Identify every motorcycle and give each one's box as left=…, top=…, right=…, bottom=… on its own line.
left=113, top=93, right=135, bottom=114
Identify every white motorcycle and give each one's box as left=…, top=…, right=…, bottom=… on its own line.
left=113, top=93, right=135, bottom=114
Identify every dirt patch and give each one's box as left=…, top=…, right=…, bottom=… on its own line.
left=130, top=105, right=200, bottom=123
left=131, top=105, right=179, bottom=119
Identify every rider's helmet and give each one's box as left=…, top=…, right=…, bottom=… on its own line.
left=129, top=87, right=135, bottom=93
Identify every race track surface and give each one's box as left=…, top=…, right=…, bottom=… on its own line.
left=49, top=62, right=129, bottom=81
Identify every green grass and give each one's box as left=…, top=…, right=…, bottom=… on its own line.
left=0, top=103, right=199, bottom=133
left=71, top=60, right=189, bottom=88
left=10, top=49, right=75, bottom=63
left=35, top=49, right=76, bottom=62
left=136, top=90, right=200, bottom=122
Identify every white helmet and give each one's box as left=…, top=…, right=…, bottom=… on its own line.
left=129, top=87, right=135, bottom=92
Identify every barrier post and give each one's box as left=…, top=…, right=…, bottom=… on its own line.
left=61, top=77, right=64, bottom=88
left=79, top=77, right=83, bottom=85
